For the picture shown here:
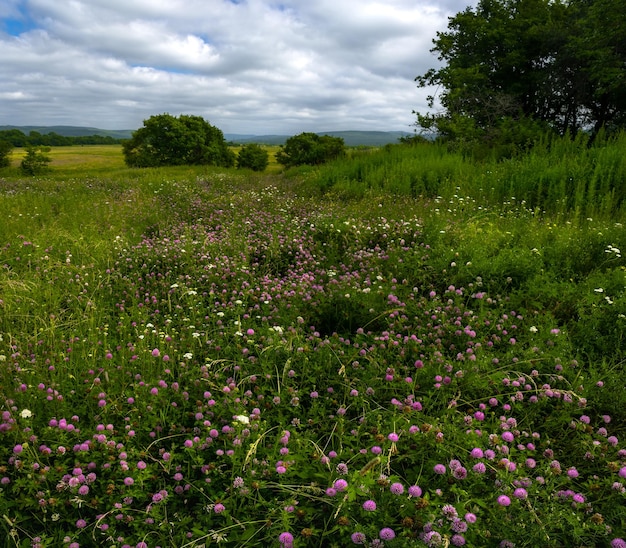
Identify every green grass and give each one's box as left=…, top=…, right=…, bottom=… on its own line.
left=1, top=143, right=625, bottom=547
left=311, top=131, right=626, bottom=222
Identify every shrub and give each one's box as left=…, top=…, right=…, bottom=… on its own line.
left=237, top=143, right=269, bottom=171
left=276, top=132, right=345, bottom=167
left=0, top=140, right=12, bottom=168
left=20, top=145, right=51, bottom=175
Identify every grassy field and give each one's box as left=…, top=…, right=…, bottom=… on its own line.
left=1, top=141, right=626, bottom=547
left=9, top=145, right=285, bottom=175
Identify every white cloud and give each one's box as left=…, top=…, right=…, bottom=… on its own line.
left=0, top=0, right=475, bottom=133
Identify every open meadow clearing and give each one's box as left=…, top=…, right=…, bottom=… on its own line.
left=1, top=140, right=626, bottom=547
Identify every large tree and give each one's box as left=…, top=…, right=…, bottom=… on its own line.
left=122, top=114, right=235, bottom=168
left=415, top=0, right=626, bottom=146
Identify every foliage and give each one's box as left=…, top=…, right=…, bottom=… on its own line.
left=0, top=140, right=12, bottom=168
left=20, top=145, right=52, bottom=175
left=237, top=143, right=269, bottom=171
left=416, top=0, right=626, bottom=147
left=308, top=131, right=626, bottom=220
left=0, top=128, right=122, bottom=146
left=276, top=132, right=345, bottom=167
left=122, top=113, right=235, bottom=168
left=1, top=152, right=626, bottom=547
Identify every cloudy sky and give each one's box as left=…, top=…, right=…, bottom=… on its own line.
left=0, top=0, right=475, bottom=134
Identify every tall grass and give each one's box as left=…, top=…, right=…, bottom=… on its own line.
left=312, top=132, right=626, bottom=221
left=316, top=143, right=468, bottom=198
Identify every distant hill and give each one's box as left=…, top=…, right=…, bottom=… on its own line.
left=1, top=126, right=414, bottom=146
left=226, top=130, right=414, bottom=146
left=0, top=125, right=134, bottom=140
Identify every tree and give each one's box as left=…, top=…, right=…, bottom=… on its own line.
left=275, top=133, right=345, bottom=167
left=0, top=129, right=29, bottom=147
left=21, top=146, right=51, bottom=175
left=0, top=140, right=13, bottom=168
left=569, top=0, right=626, bottom=135
left=122, top=114, right=235, bottom=168
left=415, top=0, right=626, bottom=148
left=236, top=143, right=269, bottom=171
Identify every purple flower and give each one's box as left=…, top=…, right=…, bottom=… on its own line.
left=497, top=495, right=511, bottom=506
left=451, top=519, right=468, bottom=533
left=408, top=485, right=422, bottom=497
left=76, top=519, right=87, bottom=528
left=279, top=532, right=294, bottom=546
left=442, top=504, right=458, bottom=519
left=388, top=432, right=399, bottom=442
left=611, top=539, right=626, bottom=548
left=501, top=431, right=514, bottom=443
left=363, top=500, right=377, bottom=511
left=451, top=534, right=466, bottom=546
left=452, top=466, right=467, bottom=480
left=351, top=532, right=366, bottom=544
left=214, top=503, right=225, bottom=513
left=513, top=488, right=527, bottom=500
left=390, top=482, right=404, bottom=495
left=619, top=467, right=626, bottom=479
left=334, top=479, right=348, bottom=491
left=379, top=527, right=396, bottom=541
left=434, top=463, right=446, bottom=474
left=424, top=531, right=443, bottom=546
left=473, top=462, right=486, bottom=474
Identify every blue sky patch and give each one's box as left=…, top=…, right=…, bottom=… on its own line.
left=1, top=10, right=38, bottom=36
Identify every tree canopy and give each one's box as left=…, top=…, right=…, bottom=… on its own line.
left=122, top=114, right=235, bottom=168
left=236, top=143, right=269, bottom=172
left=415, top=0, right=626, bottom=148
left=275, top=133, right=345, bottom=167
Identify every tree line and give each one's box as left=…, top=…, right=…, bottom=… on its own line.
left=0, top=129, right=122, bottom=147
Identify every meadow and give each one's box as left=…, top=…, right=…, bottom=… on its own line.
left=1, top=136, right=625, bottom=548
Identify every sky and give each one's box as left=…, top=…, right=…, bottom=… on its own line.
left=0, top=0, right=475, bottom=135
